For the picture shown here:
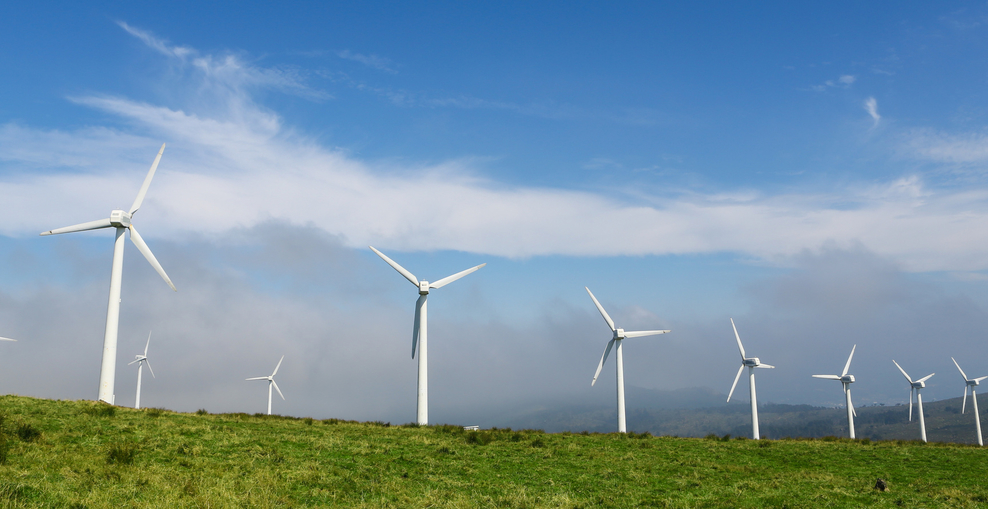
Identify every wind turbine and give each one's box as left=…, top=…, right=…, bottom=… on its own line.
left=127, top=331, right=155, bottom=409
left=812, top=345, right=857, bottom=439
left=40, top=143, right=176, bottom=405
left=951, top=357, right=986, bottom=446
left=246, top=355, right=285, bottom=415
left=726, top=318, right=775, bottom=440
left=369, top=246, right=485, bottom=425
left=893, top=360, right=934, bottom=442
left=586, top=287, right=669, bottom=433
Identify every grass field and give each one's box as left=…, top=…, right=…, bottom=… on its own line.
left=0, top=395, right=986, bottom=508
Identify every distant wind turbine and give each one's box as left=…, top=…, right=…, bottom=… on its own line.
left=893, top=360, right=934, bottom=442
left=726, top=319, right=775, bottom=440
left=369, top=246, right=485, bottom=425
left=247, top=355, right=285, bottom=415
left=812, top=345, right=857, bottom=439
left=586, top=287, right=669, bottom=433
left=951, top=357, right=986, bottom=446
left=127, top=331, right=155, bottom=409
left=40, top=144, right=176, bottom=405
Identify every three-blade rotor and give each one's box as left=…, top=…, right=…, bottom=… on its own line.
left=726, top=318, right=774, bottom=402
left=246, top=355, right=285, bottom=400
left=370, top=246, right=486, bottom=358
left=127, top=331, right=155, bottom=378
left=811, top=345, right=857, bottom=416
left=952, top=357, right=988, bottom=414
left=586, top=287, right=669, bottom=386
left=39, top=143, right=176, bottom=292
left=893, top=360, right=934, bottom=421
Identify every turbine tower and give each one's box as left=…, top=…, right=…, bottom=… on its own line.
left=726, top=318, right=775, bottom=440
left=369, top=246, right=485, bottom=425
left=893, top=360, right=934, bottom=442
left=812, top=345, right=857, bottom=439
left=586, top=287, right=670, bottom=433
left=40, top=144, right=176, bottom=405
left=127, top=331, right=155, bottom=409
left=247, top=355, right=285, bottom=415
left=951, top=357, right=986, bottom=446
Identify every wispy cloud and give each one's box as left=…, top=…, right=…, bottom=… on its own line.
left=811, top=74, right=856, bottom=92
left=336, top=50, right=398, bottom=73
left=906, top=128, right=988, bottom=164
left=864, top=97, right=880, bottom=127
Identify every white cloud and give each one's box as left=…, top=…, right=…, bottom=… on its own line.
left=336, top=49, right=398, bottom=73
left=864, top=96, right=880, bottom=127
left=906, top=129, right=988, bottom=163
left=811, top=74, right=856, bottom=91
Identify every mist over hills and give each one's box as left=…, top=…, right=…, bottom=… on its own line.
left=437, top=386, right=988, bottom=445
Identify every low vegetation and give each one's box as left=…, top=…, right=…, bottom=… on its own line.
left=0, top=395, right=985, bottom=507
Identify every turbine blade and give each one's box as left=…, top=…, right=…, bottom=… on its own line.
left=591, top=339, right=615, bottom=386
left=145, top=359, right=155, bottom=378
left=727, top=364, right=745, bottom=402
left=429, top=263, right=486, bottom=289
left=127, top=358, right=141, bottom=365
left=130, top=143, right=166, bottom=215
left=848, top=390, right=856, bottom=417
left=730, top=318, right=746, bottom=360
left=916, top=373, right=934, bottom=383
left=974, top=376, right=988, bottom=382
left=623, top=330, right=671, bottom=338
left=144, top=331, right=152, bottom=356
left=40, top=218, right=112, bottom=236
left=909, top=387, right=914, bottom=421
left=952, top=357, right=969, bottom=381
left=271, top=355, right=285, bottom=376
left=246, top=376, right=267, bottom=381
left=272, top=380, right=285, bottom=400
left=369, top=246, right=418, bottom=286
left=129, top=225, right=177, bottom=291
left=585, top=287, right=616, bottom=332
left=812, top=375, right=841, bottom=380
left=412, top=295, right=425, bottom=358
left=842, top=345, right=856, bottom=377
left=756, top=364, right=775, bottom=369
left=963, top=386, right=969, bottom=414
left=892, top=360, right=913, bottom=383
left=0, top=337, right=14, bottom=341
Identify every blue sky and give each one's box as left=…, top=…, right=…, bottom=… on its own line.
left=1, top=2, right=987, bottom=426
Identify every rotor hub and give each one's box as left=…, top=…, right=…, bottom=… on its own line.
left=841, top=375, right=855, bottom=383
left=419, top=281, right=430, bottom=295
left=109, top=210, right=132, bottom=228
left=614, top=328, right=626, bottom=340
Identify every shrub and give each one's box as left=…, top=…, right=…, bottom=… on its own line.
left=106, top=444, right=137, bottom=465
left=720, top=434, right=731, bottom=442
left=145, top=408, right=166, bottom=418
left=84, top=403, right=116, bottom=418
left=402, top=422, right=421, bottom=428
left=465, top=431, right=493, bottom=445
left=531, top=437, right=546, bottom=448
left=196, top=409, right=209, bottom=416
left=15, top=423, right=40, bottom=442
left=433, top=424, right=463, bottom=435
left=369, top=421, right=390, bottom=427
left=303, top=417, right=314, bottom=426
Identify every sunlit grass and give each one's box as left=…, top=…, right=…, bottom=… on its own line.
left=0, top=395, right=985, bottom=507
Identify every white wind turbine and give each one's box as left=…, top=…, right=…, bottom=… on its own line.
left=246, top=355, right=285, bottom=415
left=726, top=318, right=775, bottom=440
left=40, top=144, right=176, bottom=405
left=951, top=357, right=986, bottom=446
left=586, top=287, right=669, bottom=433
left=812, top=345, right=858, bottom=439
left=369, top=246, right=485, bottom=425
left=893, top=360, right=934, bottom=442
left=127, top=331, right=155, bottom=409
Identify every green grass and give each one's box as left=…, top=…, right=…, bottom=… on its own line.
left=0, top=396, right=986, bottom=508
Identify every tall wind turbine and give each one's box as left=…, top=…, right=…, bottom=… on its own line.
left=726, top=318, right=775, bottom=440
left=127, top=331, right=155, bottom=409
left=247, top=355, right=285, bottom=415
left=893, top=360, right=934, bottom=442
left=369, top=246, right=485, bottom=425
left=812, top=345, right=857, bottom=439
left=586, top=287, right=669, bottom=433
left=41, top=144, right=176, bottom=405
left=951, top=357, right=986, bottom=446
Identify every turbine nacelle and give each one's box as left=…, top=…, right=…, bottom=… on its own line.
left=743, top=357, right=761, bottom=367
left=841, top=374, right=855, bottom=384
left=911, top=380, right=926, bottom=389
left=613, top=328, right=626, bottom=340
left=419, top=281, right=430, bottom=295
left=109, top=210, right=132, bottom=228
left=967, top=378, right=982, bottom=387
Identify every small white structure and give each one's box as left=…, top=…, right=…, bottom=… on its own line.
left=128, top=331, right=156, bottom=409
left=246, top=355, right=285, bottom=415
left=726, top=319, right=775, bottom=440
left=369, top=246, right=485, bottom=426
left=951, top=357, right=986, bottom=446
left=812, top=345, right=858, bottom=439
left=463, top=425, right=480, bottom=431
left=586, top=287, right=670, bottom=434
left=40, top=143, right=176, bottom=405
left=893, top=360, right=934, bottom=442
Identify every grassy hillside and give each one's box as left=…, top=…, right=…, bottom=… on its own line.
left=0, top=396, right=987, bottom=508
